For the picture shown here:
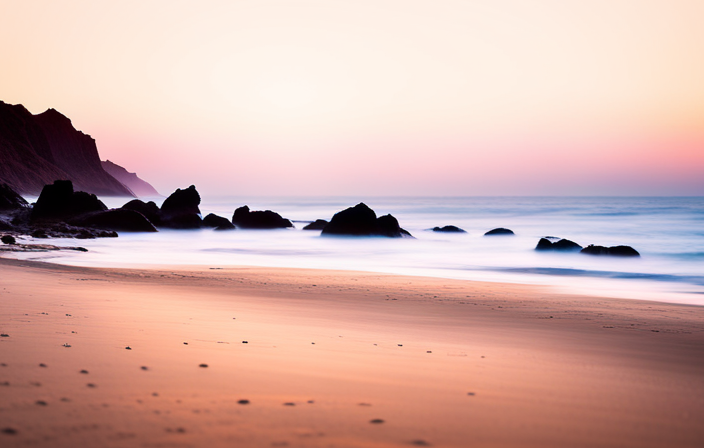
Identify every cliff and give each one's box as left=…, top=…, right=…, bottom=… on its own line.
left=101, top=160, right=160, bottom=197
left=0, top=101, right=135, bottom=197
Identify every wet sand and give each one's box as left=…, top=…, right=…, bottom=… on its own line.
left=0, top=257, right=703, bottom=447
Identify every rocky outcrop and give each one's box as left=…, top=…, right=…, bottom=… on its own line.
left=484, top=228, right=514, bottom=236
left=581, top=245, right=640, bottom=257
left=121, top=199, right=162, bottom=225
left=160, top=185, right=202, bottom=229
left=321, top=203, right=410, bottom=238
left=535, top=237, right=582, bottom=251
left=70, top=209, right=158, bottom=232
left=101, top=160, right=160, bottom=197
left=232, top=206, right=293, bottom=229
left=30, top=180, right=107, bottom=222
left=432, top=225, right=466, bottom=233
left=0, top=101, right=134, bottom=196
left=203, top=213, right=235, bottom=230
left=161, top=185, right=200, bottom=216
left=0, top=183, right=28, bottom=211
left=302, top=219, right=328, bottom=230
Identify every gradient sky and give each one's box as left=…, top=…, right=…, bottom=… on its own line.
left=2, top=0, right=703, bottom=196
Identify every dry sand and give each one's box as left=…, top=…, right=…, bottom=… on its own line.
left=0, top=257, right=703, bottom=447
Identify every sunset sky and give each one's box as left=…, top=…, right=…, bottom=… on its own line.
left=2, top=0, right=703, bottom=196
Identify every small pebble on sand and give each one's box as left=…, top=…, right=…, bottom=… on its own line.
left=80, top=370, right=89, bottom=374
left=199, top=364, right=208, bottom=368
left=141, top=366, right=148, bottom=371
left=183, top=342, right=188, bottom=345
left=242, top=341, right=248, bottom=344
left=238, top=399, right=250, bottom=405
left=467, top=392, right=476, bottom=396
left=35, top=400, right=47, bottom=406
left=87, top=383, right=96, bottom=388
left=283, top=402, right=295, bottom=406
left=370, top=419, right=385, bottom=424
left=125, top=346, right=132, bottom=350
left=1, top=428, right=17, bottom=435
left=39, top=363, right=47, bottom=367
left=0, top=334, right=9, bottom=337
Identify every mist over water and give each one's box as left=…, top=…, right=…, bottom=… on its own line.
left=15, top=196, right=704, bottom=305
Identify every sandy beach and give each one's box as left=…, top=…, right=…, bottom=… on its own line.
left=1, top=257, right=703, bottom=448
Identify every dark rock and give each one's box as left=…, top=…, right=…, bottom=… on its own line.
left=122, top=199, right=162, bottom=225
left=581, top=245, right=640, bottom=257
left=0, top=183, right=28, bottom=211
left=202, top=213, right=235, bottom=230
left=70, top=209, right=158, bottom=232
left=161, top=185, right=200, bottom=217
left=30, top=180, right=107, bottom=222
left=232, top=205, right=293, bottom=229
left=535, top=237, right=582, bottom=251
left=1, top=235, right=16, bottom=244
left=431, top=225, right=466, bottom=233
left=0, top=219, right=12, bottom=231
left=375, top=214, right=403, bottom=238
left=321, top=203, right=410, bottom=238
left=322, top=203, right=377, bottom=236
left=302, top=219, right=328, bottom=230
left=159, top=186, right=202, bottom=229
left=484, top=228, right=514, bottom=236
left=162, top=213, right=203, bottom=229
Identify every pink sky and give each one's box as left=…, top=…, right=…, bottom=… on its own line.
left=2, top=0, right=703, bottom=196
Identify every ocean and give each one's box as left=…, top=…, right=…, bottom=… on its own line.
left=11, top=196, right=704, bottom=305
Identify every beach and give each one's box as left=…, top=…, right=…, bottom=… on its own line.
left=1, top=257, right=703, bottom=447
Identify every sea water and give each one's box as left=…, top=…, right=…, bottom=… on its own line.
left=12, top=196, right=704, bottom=305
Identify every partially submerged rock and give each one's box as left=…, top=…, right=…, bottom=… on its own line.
left=431, top=225, right=466, bottom=233
left=535, top=237, right=583, bottom=251
left=203, top=213, right=235, bottom=230
left=581, top=245, right=640, bottom=257
left=122, top=199, right=162, bottom=225
left=232, top=206, right=293, bottom=229
left=321, top=203, right=411, bottom=238
left=484, top=228, right=514, bottom=236
left=302, top=219, right=328, bottom=230
left=160, top=186, right=202, bottom=229
left=161, top=185, right=201, bottom=217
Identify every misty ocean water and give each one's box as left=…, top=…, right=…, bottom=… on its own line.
left=14, top=196, right=704, bottom=305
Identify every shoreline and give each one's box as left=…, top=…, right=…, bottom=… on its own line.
left=1, top=257, right=703, bottom=447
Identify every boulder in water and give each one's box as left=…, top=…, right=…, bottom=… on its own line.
left=302, top=219, right=328, bottom=230
left=160, top=186, right=202, bottom=229
left=431, top=225, right=466, bottom=233
left=161, top=185, right=201, bottom=217
left=484, top=228, right=514, bottom=236
left=122, top=199, right=162, bottom=225
left=203, top=213, right=235, bottom=230
left=232, top=205, right=293, bottom=229
left=535, top=237, right=582, bottom=251
left=321, top=203, right=410, bottom=238
left=581, top=245, right=640, bottom=257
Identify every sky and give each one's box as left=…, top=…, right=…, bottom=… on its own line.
left=2, top=0, right=703, bottom=196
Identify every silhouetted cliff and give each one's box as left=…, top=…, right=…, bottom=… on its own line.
left=0, top=101, right=134, bottom=196
left=102, top=160, right=160, bottom=197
